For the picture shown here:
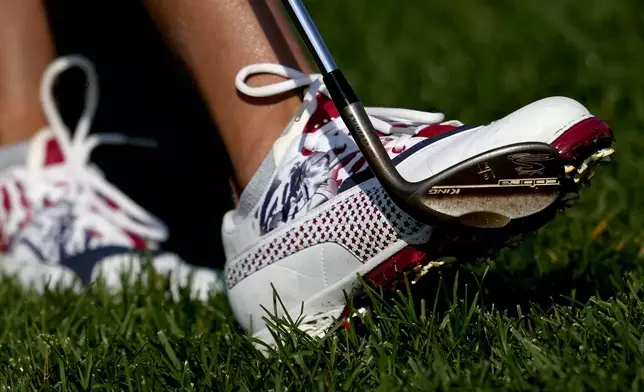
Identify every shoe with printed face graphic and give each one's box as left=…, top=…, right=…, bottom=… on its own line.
left=224, top=64, right=615, bottom=342
left=0, top=55, right=224, bottom=299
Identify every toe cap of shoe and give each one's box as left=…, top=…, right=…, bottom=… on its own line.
left=398, top=96, right=593, bottom=181
left=488, top=96, right=593, bottom=145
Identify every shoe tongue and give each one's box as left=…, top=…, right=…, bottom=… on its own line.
left=26, top=129, right=66, bottom=169
left=303, top=95, right=339, bottom=134
left=272, top=94, right=340, bottom=165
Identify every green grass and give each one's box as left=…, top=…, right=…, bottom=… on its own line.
left=3, top=0, right=644, bottom=389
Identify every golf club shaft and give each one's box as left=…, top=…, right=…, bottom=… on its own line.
left=281, top=0, right=413, bottom=199
left=281, top=0, right=337, bottom=73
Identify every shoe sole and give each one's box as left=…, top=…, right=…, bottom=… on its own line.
left=342, top=116, right=615, bottom=318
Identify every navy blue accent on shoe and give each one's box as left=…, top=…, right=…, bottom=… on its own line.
left=60, top=247, right=160, bottom=285
left=338, top=124, right=476, bottom=192
left=18, top=234, right=158, bottom=285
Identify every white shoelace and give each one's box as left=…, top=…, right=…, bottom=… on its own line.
left=235, top=63, right=461, bottom=152
left=0, top=55, right=167, bottom=251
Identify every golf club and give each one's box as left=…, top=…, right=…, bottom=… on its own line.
left=281, top=0, right=565, bottom=230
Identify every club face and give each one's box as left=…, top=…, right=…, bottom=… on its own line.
left=404, top=142, right=564, bottom=229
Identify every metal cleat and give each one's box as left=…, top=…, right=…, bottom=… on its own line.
left=593, top=148, right=615, bottom=160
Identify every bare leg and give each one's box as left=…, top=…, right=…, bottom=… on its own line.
left=0, top=0, right=55, bottom=146
left=144, top=0, right=312, bottom=187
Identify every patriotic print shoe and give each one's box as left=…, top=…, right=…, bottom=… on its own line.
left=0, top=55, right=224, bottom=299
left=223, top=63, right=614, bottom=342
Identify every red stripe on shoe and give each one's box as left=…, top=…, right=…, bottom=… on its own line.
left=417, top=123, right=459, bottom=138
left=303, top=94, right=340, bottom=134
left=2, top=186, right=10, bottom=213
left=364, top=246, right=428, bottom=290
left=125, top=231, right=146, bottom=250
left=45, top=139, right=65, bottom=165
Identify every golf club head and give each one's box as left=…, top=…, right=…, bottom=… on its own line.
left=403, top=142, right=564, bottom=230
left=336, top=99, right=565, bottom=232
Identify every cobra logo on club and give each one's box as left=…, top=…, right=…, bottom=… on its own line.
left=498, top=178, right=560, bottom=187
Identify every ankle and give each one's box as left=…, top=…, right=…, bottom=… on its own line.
left=224, top=92, right=303, bottom=189
left=0, top=124, right=41, bottom=146
left=0, top=105, right=44, bottom=146
left=230, top=123, right=286, bottom=188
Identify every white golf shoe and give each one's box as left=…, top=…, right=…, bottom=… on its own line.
left=224, top=63, right=615, bottom=342
left=0, top=55, right=224, bottom=299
